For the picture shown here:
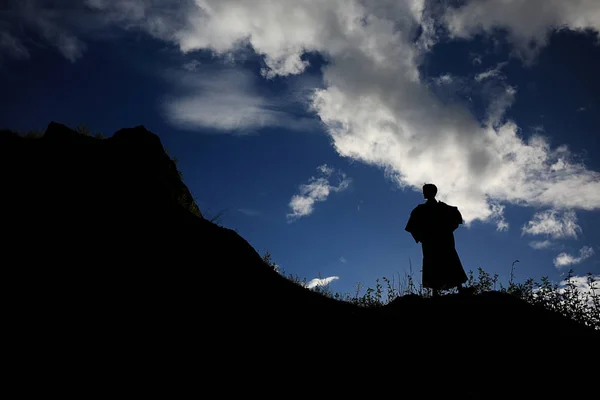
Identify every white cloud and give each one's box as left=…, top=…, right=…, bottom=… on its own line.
left=9, top=0, right=600, bottom=227
left=484, top=85, right=517, bottom=128
left=182, top=59, right=201, bottom=71
left=153, top=0, right=600, bottom=225
left=443, top=0, right=600, bottom=63
left=52, top=33, right=86, bottom=62
left=474, top=62, right=507, bottom=82
left=488, top=203, right=509, bottom=231
left=339, top=256, right=347, bottom=263
left=522, top=210, right=582, bottom=239
left=534, top=274, right=600, bottom=308
left=163, top=66, right=319, bottom=133
left=495, top=219, right=509, bottom=232
left=433, top=74, right=454, bottom=85
left=317, top=164, right=335, bottom=177
left=175, top=0, right=370, bottom=78
left=559, top=274, right=600, bottom=291
left=553, top=246, right=595, bottom=268
left=84, top=0, right=191, bottom=39
left=529, top=240, right=554, bottom=250
left=305, top=276, right=339, bottom=289
left=287, top=164, right=351, bottom=221
left=557, top=274, right=600, bottom=303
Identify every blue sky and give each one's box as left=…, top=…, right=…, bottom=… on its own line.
left=1, top=0, right=599, bottom=297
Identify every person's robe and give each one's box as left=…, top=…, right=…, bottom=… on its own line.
left=405, top=200, right=468, bottom=291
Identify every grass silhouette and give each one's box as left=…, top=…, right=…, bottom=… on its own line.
left=263, top=252, right=599, bottom=331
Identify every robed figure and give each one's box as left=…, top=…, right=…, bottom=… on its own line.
left=405, top=184, right=468, bottom=294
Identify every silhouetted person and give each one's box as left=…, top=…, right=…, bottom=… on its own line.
left=405, top=184, right=470, bottom=296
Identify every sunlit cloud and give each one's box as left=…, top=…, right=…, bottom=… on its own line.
left=557, top=274, right=600, bottom=305
left=305, top=276, right=339, bottom=289
left=443, top=0, right=600, bottom=63
left=287, top=164, right=351, bottom=222
left=162, top=66, right=319, bottom=134
left=522, top=210, right=582, bottom=239
left=163, top=0, right=600, bottom=225
left=553, top=246, right=595, bottom=268
left=559, top=274, right=600, bottom=291
left=529, top=240, right=554, bottom=250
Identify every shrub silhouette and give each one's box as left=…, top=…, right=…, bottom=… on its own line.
left=266, top=251, right=599, bottom=330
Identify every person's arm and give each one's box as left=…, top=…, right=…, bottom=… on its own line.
left=405, top=208, right=422, bottom=243
left=411, top=232, right=421, bottom=243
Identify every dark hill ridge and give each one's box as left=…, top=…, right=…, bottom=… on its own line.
left=1, top=122, right=596, bottom=398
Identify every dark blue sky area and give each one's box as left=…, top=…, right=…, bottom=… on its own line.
left=422, top=29, right=600, bottom=168
left=1, top=21, right=598, bottom=296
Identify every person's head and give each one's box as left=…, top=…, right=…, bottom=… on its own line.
left=422, top=183, right=437, bottom=200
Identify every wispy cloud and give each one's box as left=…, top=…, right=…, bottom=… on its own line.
left=0, top=32, right=30, bottom=60
left=163, top=66, right=319, bottom=134
left=182, top=59, right=201, bottom=71
left=432, top=74, right=454, bottom=86
left=304, top=276, right=339, bottom=289
left=553, top=246, right=595, bottom=268
left=522, top=210, right=582, bottom=239
left=317, top=164, right=335, bottom=176
left=444, top=0, right=600, bottom=63
left=339, top=256, right=347, bottom=264
left=237, top=208, right=260, bottom=217
left=475, top=62, right=508, bottom=82
left=1, top=1, right=88, bottom=62
left=484, top=85, right=517, bottom=128
left=529, top=240, right=554, bottom=250
left=287, top=164, right=351, bottom=222
left=530, top=125, right=545, bottom=134
left=490, top=203, right=509, bottom=232
left=495, top=220, right=509, bottom=232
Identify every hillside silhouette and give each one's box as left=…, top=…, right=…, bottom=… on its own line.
left=1, top=122, right=596, bottom=398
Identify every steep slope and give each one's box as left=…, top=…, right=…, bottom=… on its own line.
left=1, top=122, right=596, bottom=398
